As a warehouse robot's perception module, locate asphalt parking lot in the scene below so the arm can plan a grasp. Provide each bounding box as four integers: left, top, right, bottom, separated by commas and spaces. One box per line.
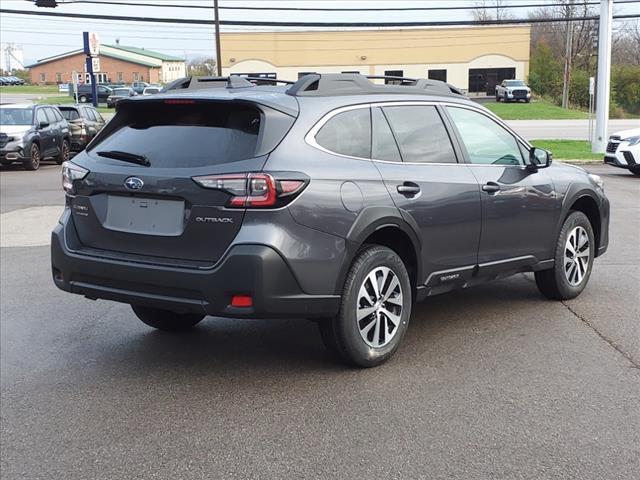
1, 163, 639, 479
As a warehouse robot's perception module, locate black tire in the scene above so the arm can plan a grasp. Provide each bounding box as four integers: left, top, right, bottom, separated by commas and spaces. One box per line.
525, 98, 531, 103
495, 94, 501, 102
56, 139, 70, 165
79, 95, 88, 103
535, 211, 595, 300
131, 305, 205, 331
504, 93, 509, 103
320, 245, 412, 368
23, 143, 41, 171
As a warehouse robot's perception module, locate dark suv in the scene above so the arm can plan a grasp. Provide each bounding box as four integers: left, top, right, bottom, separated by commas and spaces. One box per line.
1, 103, 70, 170
51, 74, 609, 367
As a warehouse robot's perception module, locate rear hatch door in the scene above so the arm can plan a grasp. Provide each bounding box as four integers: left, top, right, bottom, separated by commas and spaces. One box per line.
69, 97, 295, 265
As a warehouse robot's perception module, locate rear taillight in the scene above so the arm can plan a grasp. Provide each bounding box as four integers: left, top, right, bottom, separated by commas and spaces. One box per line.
62, 161, 89, 194
192, 173, 307, 209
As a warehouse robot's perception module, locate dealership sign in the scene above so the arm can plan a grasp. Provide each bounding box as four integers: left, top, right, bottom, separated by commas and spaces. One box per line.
83, 32, 100, 57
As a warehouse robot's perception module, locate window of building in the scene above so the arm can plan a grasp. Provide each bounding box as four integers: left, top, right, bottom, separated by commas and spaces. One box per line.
55, 73, 62, 83
428, 69, 447, 82
315, 108, 371, 159
382, 105, 457, 164
447, 107, 523, 166
39, 73, 46, 83
133, 72, 140, 81
116, 72, 123, 82
384, 70, 404, 85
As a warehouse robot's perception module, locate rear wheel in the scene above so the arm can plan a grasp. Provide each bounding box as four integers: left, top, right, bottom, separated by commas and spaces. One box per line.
319, 245, 412, 367
56, 139, 70, 165
535, 211, 595, 300
131, 305, 205, 331
79, 95, 88, 103
23, 143, 41, 171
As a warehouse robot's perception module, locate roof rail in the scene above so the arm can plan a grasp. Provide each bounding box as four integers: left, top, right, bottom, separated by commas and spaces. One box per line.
286, 73, 465, 98
161, 75, 255, 92
241, 77, 296, 85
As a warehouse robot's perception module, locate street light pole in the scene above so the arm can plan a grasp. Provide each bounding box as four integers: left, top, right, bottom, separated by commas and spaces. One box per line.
592, 0, 613, 153
214, 0, 222, 76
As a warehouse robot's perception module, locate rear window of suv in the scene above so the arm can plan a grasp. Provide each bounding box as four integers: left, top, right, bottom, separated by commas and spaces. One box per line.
90, 101, 262, 168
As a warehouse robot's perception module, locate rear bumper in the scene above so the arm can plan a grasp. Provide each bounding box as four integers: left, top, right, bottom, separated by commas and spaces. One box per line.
51, 212, 340, 319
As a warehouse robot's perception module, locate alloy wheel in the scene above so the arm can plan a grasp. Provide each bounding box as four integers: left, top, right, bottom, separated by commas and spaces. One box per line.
30, 145, 40, 169
564, 226, 590, 286
356, 266, 403, 348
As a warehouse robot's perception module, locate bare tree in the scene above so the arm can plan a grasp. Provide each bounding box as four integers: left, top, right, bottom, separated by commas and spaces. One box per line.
612, 20, 640, 65
472, 0, 513, 21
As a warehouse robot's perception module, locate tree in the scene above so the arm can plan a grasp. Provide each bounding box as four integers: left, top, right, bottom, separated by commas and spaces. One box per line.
528, 40, 564, 100
472, 0, 512, 21
188, 57, 216, 76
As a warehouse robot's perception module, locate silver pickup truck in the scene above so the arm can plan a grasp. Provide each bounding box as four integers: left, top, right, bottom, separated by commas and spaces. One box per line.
495, 79, 532, 103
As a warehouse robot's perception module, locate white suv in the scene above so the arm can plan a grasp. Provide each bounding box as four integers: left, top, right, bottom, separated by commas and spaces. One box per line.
604, 128, 640, 176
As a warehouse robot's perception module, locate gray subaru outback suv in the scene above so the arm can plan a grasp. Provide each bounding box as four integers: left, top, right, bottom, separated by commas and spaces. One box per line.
52, 74, 609, 367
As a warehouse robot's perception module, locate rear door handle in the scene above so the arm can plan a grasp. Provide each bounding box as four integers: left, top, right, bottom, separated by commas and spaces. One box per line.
397, 182, 421, 196
481, 182, 501, 194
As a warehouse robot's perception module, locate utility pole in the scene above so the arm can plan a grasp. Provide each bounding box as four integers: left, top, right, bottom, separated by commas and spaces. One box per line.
592, 0, 613, 153
561, 1, 574, 109
214, 0, 222, 76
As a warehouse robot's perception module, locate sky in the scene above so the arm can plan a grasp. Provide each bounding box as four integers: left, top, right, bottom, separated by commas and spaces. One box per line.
1, 0, 639, 64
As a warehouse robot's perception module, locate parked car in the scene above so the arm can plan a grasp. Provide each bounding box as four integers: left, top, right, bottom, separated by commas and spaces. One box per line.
131, 81, 150, 94
495, 79, 532, 103
0, 76, 25, 85
72, 84, 113, 104
106, 87, 137, 108
142, 86, 161, 95
57, 105, 106, 152
604, 128, 640, 176
52, 73, 609, 367
0, 104, 70, 170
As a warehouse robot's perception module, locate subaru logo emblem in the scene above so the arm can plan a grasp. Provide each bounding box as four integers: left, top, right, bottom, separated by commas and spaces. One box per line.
124, 177, 144, 190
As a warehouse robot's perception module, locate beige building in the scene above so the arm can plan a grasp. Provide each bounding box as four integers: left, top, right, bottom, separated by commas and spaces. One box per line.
221, 25, 530, 95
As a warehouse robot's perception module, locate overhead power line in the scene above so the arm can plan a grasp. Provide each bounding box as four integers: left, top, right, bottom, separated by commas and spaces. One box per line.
23, 0, 640, 11
2, 8, 639, 26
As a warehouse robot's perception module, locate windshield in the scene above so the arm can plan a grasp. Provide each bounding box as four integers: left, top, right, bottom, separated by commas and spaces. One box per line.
59, 108, 80, 121
114, 89, 130, 95
0, 107, 33, 125
505, 80, 525, 87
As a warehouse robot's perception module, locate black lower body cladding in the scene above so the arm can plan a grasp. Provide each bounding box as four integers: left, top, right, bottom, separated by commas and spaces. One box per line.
51, 216, 340, 319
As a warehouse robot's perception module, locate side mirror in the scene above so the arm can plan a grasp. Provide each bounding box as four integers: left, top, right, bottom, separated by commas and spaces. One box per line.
527, 146, 552, 172
38, 121, 49, 129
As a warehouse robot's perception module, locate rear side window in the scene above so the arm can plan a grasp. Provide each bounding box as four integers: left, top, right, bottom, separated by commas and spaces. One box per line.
371, 107, 401, 162
90, 101, 262, 168
60, 109, 80, 121
315, 108, 371, 159
80, 108, 94, 120
382, 105, 457, 164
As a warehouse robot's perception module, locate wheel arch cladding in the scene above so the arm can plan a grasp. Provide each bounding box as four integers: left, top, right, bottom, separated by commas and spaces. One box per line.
335, 206, 422, 296
568, 194, 601, 256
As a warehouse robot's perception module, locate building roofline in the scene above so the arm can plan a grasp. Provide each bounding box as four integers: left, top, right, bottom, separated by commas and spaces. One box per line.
26, 45, 182, 68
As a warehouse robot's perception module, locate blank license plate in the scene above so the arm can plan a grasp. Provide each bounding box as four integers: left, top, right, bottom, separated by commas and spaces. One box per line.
104, 196, 184, 236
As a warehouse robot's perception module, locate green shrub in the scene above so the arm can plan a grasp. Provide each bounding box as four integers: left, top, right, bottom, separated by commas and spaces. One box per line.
612, 65, 640, 114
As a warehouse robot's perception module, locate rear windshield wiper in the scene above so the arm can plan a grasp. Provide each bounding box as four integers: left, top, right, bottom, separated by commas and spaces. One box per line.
96, 150, 150, 167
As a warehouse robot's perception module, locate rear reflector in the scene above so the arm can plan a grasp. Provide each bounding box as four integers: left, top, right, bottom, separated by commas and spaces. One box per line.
231, 295, 253, 308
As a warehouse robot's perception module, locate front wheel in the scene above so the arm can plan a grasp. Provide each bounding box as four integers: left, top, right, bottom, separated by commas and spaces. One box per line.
319, 245, 412, 367
23, 143, 41, 171
535, 211, 595, 300
131, 305, 205, 331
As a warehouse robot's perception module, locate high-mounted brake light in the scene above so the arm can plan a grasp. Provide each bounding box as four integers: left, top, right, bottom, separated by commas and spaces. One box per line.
163, 99, 196, 105
192, 173, 307, 209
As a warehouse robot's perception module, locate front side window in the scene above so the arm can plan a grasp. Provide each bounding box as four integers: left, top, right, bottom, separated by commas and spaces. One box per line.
36, 108, 48, 125
447, 107, 523, 166
315, 108, 371, 159
382, 105, 457, 164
